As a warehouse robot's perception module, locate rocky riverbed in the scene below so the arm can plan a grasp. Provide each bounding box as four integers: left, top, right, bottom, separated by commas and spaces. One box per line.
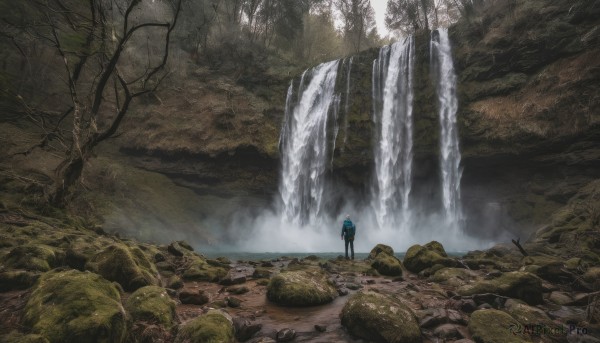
0, 181, 599, 343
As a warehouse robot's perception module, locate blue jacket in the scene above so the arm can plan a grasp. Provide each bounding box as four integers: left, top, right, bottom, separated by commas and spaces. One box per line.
341, 219, 356, 239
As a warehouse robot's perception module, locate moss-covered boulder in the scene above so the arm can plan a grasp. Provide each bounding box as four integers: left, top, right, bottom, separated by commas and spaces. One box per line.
371, 253, 403, 276
368, 244, 395, 260
520, 256, 572, 283
403, 241, 457, 273
468, 309, 530, 343
267, 269, 337, 306
503, 299, 552, 326
174, 310, 234, 343
340, 291, 421, 343
583, 267, 600, 284
0, 270, 40, 291
182, 255, 228, 282
3, 244, 62, 272
458, 272, 544, 305
252, 267, 272, 278
22, 269, 127, 343
429, 267, 477, 287
65, 239, 100, 271
85, 243, 158, 292
125, 286, 176, 328
0, 331, 50, 343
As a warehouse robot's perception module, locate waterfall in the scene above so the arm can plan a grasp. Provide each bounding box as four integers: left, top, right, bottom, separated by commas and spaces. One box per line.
372, 37, 415, 230
431, 28, 463, 227
279, 60, 340, 225
343, 56, 353, 150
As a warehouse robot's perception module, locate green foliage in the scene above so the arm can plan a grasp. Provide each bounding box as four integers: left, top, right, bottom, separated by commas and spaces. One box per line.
22, 269, 127, 343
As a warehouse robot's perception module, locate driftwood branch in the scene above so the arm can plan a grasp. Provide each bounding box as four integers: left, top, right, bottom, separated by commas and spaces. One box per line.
511, 238, 528, 256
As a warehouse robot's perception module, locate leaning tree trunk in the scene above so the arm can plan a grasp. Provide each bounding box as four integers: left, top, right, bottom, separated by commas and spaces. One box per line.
51, 150, 88, 206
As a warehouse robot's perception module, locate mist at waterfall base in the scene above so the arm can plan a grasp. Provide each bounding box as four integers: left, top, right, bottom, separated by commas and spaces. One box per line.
226, 202, 507, 254
205, 31, 513, 255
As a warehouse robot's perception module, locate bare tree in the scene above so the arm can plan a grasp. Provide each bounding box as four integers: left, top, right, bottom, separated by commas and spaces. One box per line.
1, 0, 182, 206
335, 0, 376, 54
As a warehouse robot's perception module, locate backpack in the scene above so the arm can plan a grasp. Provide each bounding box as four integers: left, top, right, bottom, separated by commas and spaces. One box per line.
345, 221, 356, 238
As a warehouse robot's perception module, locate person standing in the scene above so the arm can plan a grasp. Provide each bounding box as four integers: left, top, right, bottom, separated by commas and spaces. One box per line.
341, 215, 356, 260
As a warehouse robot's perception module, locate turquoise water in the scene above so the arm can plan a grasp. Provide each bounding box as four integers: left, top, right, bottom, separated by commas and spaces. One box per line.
203, 251, 466, 262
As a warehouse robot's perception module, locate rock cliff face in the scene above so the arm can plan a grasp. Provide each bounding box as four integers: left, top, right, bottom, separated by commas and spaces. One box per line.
450, 0, 600, 236
114, 0, 599, 239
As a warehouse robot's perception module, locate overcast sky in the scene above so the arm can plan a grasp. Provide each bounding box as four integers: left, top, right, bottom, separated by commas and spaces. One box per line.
371, 0, 390, 38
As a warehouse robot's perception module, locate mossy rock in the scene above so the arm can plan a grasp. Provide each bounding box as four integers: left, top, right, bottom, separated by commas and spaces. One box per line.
174, 310, 234, 343
182, 255, 228, 282
564, 258, 582, 270
64, 241, 92, 271
403, 241, 456, 273
368, 244, 395, 260
468, 309, 530, 343
22, 269, 127, 343
429, 267, 477, 287
0, 270, 40, 291
371, 254, 403, 276
0, 331, 49, 343
125, 286, 176, 328
582, 267, 600, 284
503, 299, 552, 326
423, 241, 447, 257
166, 275, 184, 289
267, 269, 337, 306
520, 255, 572, 282
340, 291, 421, 343
458, 272, 544, 305
252, 267, 272, 279
3, 244, 63, 272
85, 243, 158, 292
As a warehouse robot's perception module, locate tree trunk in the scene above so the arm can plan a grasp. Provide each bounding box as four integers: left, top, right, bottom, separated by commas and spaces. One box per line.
51, 155, 85, 206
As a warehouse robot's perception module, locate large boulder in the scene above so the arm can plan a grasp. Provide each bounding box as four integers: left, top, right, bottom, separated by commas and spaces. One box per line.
403, 241, 457, 273
174, 310, 234, 343
0, 270, 40, 291
3, 244, 63, 272
430, 268, 478, 287
503, 299, 552, 326
125, 286, 177, 328
182, 255, 228, 282
22, 270, 127, 343
371, 253, 403, 276
583, 267, 600, 289
458, 272, 544, 305
468, 309, 530, 343
85, 243, 158, 292
0, 331, 50, 343
340, 291, 421, 343
267, 269, 337, 306
368, 244, 395, 260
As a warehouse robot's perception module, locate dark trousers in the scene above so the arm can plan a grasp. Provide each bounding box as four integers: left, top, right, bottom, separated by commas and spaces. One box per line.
344, 238, 354, 259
